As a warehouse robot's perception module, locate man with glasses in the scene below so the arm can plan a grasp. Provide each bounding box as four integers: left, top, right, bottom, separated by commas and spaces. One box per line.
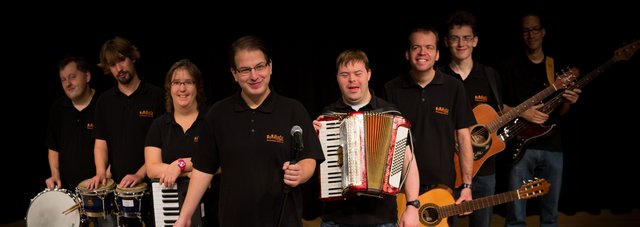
174, 35, 325, 227
499, 12, 581, 227
441, 10, 504, 227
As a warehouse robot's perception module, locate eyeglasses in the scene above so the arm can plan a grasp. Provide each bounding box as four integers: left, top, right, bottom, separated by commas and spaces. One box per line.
236, 62, 268, 76
522, 27, 543, 35
448, 35, 475, 43
171, 80, 195, 87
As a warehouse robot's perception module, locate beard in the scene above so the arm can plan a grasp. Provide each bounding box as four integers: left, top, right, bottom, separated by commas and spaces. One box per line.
116, 71, 133, 84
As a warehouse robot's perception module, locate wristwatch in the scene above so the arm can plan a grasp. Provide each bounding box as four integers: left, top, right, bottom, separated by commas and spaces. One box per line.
462, 183, 472, 190
406, 200, 420, 209
177, 158, 186, 172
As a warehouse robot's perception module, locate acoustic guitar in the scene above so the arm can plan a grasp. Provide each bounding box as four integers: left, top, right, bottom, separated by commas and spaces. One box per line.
397, 178, 549, 227
453, 67, 577, 187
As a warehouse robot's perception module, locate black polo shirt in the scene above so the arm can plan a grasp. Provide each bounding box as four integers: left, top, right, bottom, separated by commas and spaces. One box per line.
46, 93, 99, 189
383, 71, 476, 191
320, 94, 404, 225
144, 108, 207, 163
93, 82, 164, 182
193, 91, 325, 227
500, 54, 563, 152
442, 62, 501, 175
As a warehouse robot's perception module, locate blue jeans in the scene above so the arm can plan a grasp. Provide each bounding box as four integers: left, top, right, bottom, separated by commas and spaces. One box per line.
506, 149, 563, 227
321, 221, 397, 227
469, 174, 495, 227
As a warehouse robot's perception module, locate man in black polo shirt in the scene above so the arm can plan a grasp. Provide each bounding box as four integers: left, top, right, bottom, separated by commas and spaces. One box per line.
316, 49, 420, 227
383, 27, 476, 213
88, 37, 164, 225
442, 11, 504, 227
174, 35, 325, 227
45, 56, 97, 191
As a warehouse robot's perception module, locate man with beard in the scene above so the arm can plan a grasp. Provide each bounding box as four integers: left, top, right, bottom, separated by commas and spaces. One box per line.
87, 36, 164, 226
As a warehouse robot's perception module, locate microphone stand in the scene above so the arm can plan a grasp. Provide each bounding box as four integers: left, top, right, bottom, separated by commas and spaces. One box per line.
276, 146, 301, 227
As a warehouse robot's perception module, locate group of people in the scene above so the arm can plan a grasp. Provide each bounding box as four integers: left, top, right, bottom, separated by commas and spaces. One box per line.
45, 10, 580, 227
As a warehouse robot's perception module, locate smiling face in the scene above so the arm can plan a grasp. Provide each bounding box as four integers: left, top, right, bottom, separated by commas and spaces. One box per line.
446, 25, 477, 62
231, 49, 272, 99
170, 68, 197, 111
407, 31, 440, 72
521, 15, 545, 52
59, 61, 90, 102
337, 60, 371, 106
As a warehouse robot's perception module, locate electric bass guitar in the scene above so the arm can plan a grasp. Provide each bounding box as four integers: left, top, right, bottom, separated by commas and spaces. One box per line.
453, 68, 578, 187
397, 178, 549, 227
504, 39, 640, 163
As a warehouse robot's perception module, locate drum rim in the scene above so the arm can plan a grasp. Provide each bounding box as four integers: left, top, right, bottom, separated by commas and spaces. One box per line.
115, 182, 147, 193
28, 188, 80, 206
76, 178, 115, 194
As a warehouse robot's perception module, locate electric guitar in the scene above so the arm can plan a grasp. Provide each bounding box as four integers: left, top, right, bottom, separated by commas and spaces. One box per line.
397, 178, 549, 227
453, 68, 578, 187
504, 39, 640, 163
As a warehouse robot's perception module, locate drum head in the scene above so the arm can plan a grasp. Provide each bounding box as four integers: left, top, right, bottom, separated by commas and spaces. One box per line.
116, 182, 147, 193
26, 190, 80, 227
77, 178, 115, 192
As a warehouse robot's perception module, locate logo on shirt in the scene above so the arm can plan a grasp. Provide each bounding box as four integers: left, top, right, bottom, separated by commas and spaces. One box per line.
435, 106, 449, 115
266, 134, 284, 144
139, 110, 154, 118
193, 136, 199, 143
474, 95, 488, 103
86, 123, 94, 130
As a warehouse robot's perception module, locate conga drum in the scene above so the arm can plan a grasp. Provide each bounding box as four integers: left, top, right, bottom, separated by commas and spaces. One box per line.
76, 179, 115, 218
114, 182, 147, 218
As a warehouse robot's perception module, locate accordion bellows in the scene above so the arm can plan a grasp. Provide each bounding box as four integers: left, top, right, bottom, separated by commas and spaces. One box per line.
319, 112, 410, 201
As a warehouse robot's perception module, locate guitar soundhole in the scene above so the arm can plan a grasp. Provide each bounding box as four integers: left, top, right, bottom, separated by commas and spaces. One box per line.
419, 205, 441, 226
470, 124, 491, 160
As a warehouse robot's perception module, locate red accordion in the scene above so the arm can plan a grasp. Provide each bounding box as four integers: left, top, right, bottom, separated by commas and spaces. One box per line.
318, 112, 410, 201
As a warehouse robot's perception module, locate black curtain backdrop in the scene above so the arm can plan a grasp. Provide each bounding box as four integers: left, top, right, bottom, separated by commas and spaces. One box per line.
4, 2, 640, 224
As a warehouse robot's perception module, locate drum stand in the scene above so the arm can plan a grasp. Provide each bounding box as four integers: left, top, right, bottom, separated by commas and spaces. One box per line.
116, 216, 145, 227
84, 193, 116, 227
115, 196, 145, 227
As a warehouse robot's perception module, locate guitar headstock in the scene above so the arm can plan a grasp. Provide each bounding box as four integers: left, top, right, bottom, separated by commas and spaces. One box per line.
553, 67, 579, 89
613, 39, 640, 62
516, 178, 550, 199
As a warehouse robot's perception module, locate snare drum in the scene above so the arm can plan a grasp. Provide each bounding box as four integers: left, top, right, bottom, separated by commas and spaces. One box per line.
76, 179, 115, 218
114, 182, 147, 218
26, 188, 82, 227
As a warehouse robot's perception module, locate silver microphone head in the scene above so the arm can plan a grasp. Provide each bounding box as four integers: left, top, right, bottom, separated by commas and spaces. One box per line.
291, 125, 303, 136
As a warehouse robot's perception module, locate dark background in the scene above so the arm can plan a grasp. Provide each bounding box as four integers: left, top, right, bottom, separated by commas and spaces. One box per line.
4, 2, 640, 224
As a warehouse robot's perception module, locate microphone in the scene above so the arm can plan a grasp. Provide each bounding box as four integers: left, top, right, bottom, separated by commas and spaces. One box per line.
290, 125, 304, 152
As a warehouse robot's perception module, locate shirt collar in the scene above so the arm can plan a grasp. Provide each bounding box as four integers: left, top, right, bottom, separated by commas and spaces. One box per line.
233, 91, 277, 113
400, 70, 446, 88
114, 80, 149, 96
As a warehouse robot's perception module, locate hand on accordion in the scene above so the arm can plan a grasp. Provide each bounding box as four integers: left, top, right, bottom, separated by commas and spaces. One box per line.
312, 115, 324, 133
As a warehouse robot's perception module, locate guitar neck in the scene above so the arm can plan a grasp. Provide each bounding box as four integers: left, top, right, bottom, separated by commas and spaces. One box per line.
488, 85, 559, 131
438, 190, 520, 217
540, 59, 615, 114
